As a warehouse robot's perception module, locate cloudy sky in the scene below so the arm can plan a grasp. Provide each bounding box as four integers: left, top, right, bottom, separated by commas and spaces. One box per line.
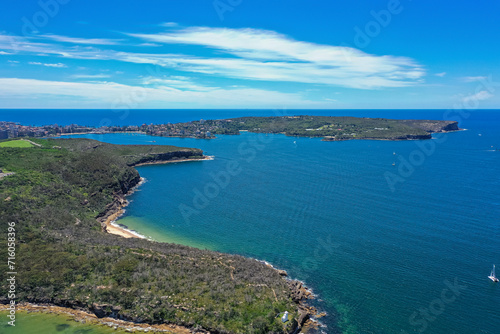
0, 0, 498, 109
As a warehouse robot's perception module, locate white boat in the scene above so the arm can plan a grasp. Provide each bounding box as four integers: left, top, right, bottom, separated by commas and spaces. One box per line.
488, 264, 499, 282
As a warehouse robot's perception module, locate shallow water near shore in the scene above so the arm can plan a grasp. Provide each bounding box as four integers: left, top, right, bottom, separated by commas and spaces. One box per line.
7, 109, 500, 333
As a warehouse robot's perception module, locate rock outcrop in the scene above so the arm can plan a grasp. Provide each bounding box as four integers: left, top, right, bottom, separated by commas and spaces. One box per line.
128, 150, 204, 166
399, 120, 460, 133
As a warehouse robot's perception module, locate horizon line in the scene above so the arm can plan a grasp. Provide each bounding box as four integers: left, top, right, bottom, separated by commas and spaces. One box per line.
1, 108, 499, 111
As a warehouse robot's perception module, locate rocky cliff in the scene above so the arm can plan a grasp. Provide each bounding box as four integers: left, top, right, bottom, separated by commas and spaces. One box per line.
399, 120, 460, 133
128, 149, 204, 166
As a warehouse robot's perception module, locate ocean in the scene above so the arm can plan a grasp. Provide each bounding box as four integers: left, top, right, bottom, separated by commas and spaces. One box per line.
1, 109, 499, 334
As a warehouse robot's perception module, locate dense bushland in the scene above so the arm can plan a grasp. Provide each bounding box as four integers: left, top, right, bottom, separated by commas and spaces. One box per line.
0, 138, 298, 333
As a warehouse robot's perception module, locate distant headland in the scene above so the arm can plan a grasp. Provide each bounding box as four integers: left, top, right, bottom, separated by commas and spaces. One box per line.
0, 115, 460, 141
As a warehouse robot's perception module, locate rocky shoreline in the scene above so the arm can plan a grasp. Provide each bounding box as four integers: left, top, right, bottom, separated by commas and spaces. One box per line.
91, 155, 321, 333
97, 155, 213, 239
0, 303, 198, 333
0, 262, 321, 334
1, 269, 321, 334
260, 261, 326, 333
322, 121, 461, 141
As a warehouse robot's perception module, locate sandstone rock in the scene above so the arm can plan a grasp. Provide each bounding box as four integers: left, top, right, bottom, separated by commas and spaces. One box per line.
277, 269, 288, 277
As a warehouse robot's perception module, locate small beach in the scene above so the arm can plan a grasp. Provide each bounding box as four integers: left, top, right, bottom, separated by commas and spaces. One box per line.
103, 156, 214, 239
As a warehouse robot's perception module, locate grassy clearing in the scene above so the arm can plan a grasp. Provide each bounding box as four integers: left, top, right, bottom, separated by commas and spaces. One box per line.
0, 139, 35, 148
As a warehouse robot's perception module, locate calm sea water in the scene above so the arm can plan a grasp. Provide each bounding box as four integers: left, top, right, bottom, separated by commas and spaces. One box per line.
4, 110, 500, 333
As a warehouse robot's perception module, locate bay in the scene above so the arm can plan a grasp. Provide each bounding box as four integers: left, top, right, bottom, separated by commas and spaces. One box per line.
5, 109, 500, 333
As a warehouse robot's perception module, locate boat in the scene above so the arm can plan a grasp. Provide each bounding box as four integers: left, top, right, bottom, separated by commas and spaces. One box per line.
488, 264, 499, 282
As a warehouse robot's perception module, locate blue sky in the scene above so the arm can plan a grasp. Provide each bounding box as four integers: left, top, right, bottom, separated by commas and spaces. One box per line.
0, 0, 498, 109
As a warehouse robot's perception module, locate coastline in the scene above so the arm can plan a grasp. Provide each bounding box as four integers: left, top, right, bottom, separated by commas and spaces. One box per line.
97, 154, 321, 332
57, 131, 217, 140
321, 128, 462, 142
58, 131, 143, 136
102, 206, 145, 239
132, 155, 214, 167
258, 260, 325, 332
0, 303, 196, 333
101, 156, 213, 239
0, 269, 320, 334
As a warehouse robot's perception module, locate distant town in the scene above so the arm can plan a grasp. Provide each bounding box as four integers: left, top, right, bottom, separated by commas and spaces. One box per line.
0, 116, 459, 142
0, 119, 225, 140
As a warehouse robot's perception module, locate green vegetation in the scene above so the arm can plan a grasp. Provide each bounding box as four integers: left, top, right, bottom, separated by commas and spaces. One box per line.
206, 116, 459, 141
0, 138, 301, 333
0, 139, 35, 148
3, 115, 459, 142
0, 310, 135, 334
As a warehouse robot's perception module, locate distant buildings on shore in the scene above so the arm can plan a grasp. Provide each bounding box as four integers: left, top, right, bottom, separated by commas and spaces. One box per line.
0, 120, 221, 140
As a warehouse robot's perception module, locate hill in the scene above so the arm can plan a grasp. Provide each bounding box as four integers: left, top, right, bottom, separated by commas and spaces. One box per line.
207, 116, 460, 141
0, 138, 310, 334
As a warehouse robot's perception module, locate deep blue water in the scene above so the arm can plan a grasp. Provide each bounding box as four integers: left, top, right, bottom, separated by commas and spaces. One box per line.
10, 109, 500, 333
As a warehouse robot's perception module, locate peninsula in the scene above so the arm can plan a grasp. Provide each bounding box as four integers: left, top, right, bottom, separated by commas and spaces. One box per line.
0, 137, 315, 333
0, 115, 459, 141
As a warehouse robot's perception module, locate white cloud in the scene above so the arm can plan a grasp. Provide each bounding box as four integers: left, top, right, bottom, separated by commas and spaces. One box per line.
29, 61, 67, 68
7, 60, 19, 63
0, 77, 332, 108
462, 76, 487, 82
0, 27, 425, 91
462, 90, 494, 104
45, 63, 67, 68
142, 76, 217, 91
137, 43, 162, 47
40, 34, 122, 45
128, 26, 425, 89
0, 51, 11, 55
72, 74, 111, 79
435, 72, 446, 77
160, 22, 178, 27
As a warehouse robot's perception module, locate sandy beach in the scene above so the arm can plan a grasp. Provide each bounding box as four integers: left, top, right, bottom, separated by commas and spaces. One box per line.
103, 156, 213, 239
102, 207, 143, 239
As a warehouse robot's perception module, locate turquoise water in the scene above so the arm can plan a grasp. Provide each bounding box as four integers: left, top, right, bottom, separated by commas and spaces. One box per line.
22, 110, 500, 333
